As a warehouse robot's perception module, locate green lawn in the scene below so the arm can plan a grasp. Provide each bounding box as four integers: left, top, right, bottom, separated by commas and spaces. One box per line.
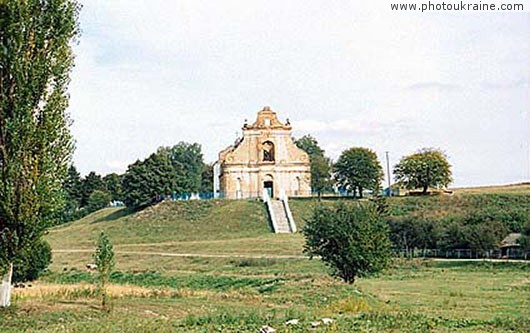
47, 199, 272, 248
3, 259, 529, 332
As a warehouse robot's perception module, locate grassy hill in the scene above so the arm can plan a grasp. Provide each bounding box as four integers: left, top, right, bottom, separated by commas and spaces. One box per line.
291, 192, 529, 231
451, 182, 530, 194
49, 199, 271, 247
3, 187, 527, 332
47, 189, 530, 273
47, 199, 305, 273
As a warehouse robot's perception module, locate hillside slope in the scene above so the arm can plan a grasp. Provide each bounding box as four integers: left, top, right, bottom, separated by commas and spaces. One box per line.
48, 200, 270, 248
47, 199, 306, 272
451, 182, 530, 194
48, 190, 529, 271
290, 192, 529, 229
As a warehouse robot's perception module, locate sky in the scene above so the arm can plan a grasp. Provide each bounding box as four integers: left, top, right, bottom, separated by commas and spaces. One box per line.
68, 0, 530, 187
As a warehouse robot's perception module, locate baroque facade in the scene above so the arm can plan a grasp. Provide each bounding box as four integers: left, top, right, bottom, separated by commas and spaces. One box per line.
215, 107, 311, 199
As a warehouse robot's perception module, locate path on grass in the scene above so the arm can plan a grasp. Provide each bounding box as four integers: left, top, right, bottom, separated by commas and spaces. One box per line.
53, 249, 307, 259
52, 249, 528, 262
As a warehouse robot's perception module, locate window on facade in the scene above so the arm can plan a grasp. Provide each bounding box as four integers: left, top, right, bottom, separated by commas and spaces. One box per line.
262, 141, 275, 162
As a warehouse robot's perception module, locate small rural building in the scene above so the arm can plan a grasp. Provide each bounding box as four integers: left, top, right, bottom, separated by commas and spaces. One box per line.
214, 106, 311, 199
499, 233, 521, 258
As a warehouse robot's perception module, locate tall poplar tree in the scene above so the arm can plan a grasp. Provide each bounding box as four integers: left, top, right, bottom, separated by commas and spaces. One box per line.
0, 0, 80, 307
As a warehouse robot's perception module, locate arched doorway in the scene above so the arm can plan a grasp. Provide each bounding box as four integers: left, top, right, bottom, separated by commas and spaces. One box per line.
263, 174, 274, 198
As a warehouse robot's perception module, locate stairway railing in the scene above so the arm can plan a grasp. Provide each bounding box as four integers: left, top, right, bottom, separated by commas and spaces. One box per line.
263, 189, 279, 233
279, 189, 297, 233
281, 195, 297, 233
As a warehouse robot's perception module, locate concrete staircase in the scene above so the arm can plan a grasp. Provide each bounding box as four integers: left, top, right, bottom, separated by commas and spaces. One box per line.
269, 199, 292, 233
263, 189, 297, 234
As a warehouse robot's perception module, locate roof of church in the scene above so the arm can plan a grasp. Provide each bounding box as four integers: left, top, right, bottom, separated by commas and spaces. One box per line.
244, 106, 291, 130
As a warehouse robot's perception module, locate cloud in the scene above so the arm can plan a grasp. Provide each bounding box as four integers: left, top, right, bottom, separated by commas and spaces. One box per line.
105, 160, 131, 174
480, 78, 530, 90
296, 118, 410, 135
407, 82, 461, 91
296, 119, 361, 132
68, 1, 530, 187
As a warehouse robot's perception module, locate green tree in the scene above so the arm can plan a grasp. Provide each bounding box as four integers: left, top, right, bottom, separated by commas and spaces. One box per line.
519, 221, 530, 256
103, 173, 122, 201
303, 202, 392, 284
388, 217, 441, 256
60, 165, 84, 223
159, 142, 205, 194
295, 135, 331, 196
93, 232, 115, 309
310, 155, 332, 197
122, 152, 176, 209
439, 219, 507, 254
370, 195, 390, 217
394, 148, 452, 195
334, 147, 384, 198
464, 221, 507, 253
295, 134, 325, 157
0, 0, 79, 307
439, 221, 468, 250
64, 165, 83, 205
80, 171, 105, 207
87, 190, 112, 213
200, 163, 214, 194
12, 240, 51, 283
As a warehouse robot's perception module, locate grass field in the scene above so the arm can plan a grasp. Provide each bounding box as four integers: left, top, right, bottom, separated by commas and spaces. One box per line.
451, 182, 530, 194
1, 186, 529, 332
3, 258, 529, 332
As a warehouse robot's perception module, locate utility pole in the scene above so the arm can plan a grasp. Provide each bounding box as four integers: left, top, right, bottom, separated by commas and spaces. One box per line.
385, 151, 392, 197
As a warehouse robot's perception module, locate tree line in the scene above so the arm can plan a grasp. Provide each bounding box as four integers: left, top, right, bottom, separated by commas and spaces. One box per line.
296, 135, 529, 258
61, 134, 453, 221
61, 142, 213, 222
304, 195, 530, 285
388, 206, 529, 256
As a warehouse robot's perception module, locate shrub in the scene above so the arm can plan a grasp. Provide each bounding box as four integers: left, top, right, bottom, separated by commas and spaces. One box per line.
12, 240, 52, 283
87, 190, 112, 213
464, 221, 507, 252
303, 202, 392, 283
388, 216, 441, 254
519, 221, 530, 254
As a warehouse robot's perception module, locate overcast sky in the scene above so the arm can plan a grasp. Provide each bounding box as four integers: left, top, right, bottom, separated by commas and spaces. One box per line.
69, 0, 530, 187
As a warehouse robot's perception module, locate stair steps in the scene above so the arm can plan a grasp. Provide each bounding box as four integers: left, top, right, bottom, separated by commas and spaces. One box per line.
270, 200, 291, 233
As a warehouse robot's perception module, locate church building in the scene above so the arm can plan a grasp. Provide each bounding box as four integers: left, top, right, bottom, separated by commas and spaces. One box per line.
215, 106, 311, 199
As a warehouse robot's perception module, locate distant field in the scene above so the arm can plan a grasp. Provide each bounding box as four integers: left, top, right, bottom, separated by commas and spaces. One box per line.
1, 187, 528, 332
451, 182, 530, 194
